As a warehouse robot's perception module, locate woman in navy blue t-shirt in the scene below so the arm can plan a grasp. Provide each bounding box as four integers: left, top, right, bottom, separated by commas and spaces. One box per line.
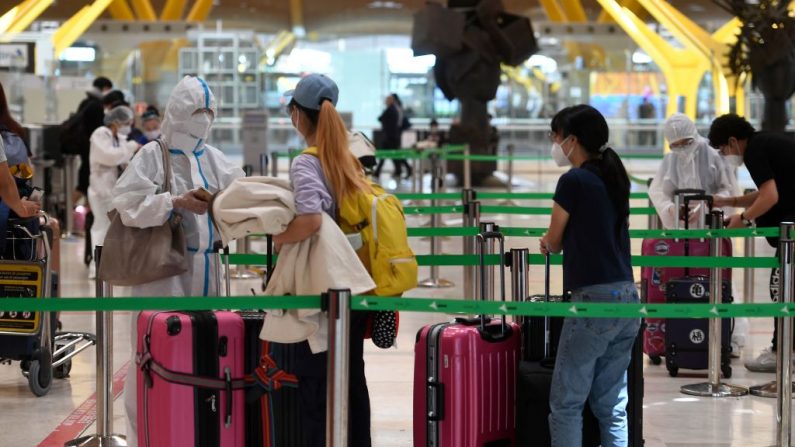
539, 105, 640, 447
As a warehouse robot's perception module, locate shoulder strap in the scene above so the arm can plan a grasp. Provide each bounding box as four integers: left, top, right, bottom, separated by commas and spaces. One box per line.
155, 139, 173, 194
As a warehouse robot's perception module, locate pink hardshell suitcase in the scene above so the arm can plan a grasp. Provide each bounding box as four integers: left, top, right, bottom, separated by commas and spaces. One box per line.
136, 311, 246, 447
413, 230, 521, 446
641, 190, 732, 363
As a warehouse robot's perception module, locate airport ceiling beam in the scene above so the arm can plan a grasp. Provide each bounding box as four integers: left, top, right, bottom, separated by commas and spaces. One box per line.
539, 0, 567, 22
53, 0, 114, 57
597, 0, 644, 24
160, 0, 187, 20
107, 0, 135, 21
130, 0, 157, 21
0, 0, 36, 34
290, 0, 305, 35
186, 0, 213, 22
636, 0, 735, 115
560, 0, 588, 22
2, 0, 54, 35
595, 0, 707, 119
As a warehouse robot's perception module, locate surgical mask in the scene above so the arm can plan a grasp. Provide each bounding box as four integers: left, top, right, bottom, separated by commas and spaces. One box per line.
144, 130, 160, 141
551, 138, 573, 167
118, 125, 132, 136
724, 154, 744, 168
186, 111, 212, 141
171, 131, 204, 151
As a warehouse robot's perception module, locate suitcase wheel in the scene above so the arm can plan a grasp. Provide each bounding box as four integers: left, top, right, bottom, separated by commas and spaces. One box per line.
667, 365, 678, 377
650, 355, 662, 366
722, 365, 732, 379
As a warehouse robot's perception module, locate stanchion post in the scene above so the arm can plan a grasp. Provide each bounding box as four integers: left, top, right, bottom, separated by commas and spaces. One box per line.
418, 160, 454, 288
463, 144, 472, 190
462, 190, 478, 300
66, 246, 126, 446
681, 210, 748, 398
259, 152, 269, 176
270, 152, 279, 177
778, 222, 795, 446
743, 189, 757, 304
508, 248, 529, 327
325, 289, 351, 447
750, 224, 795, 402
506, 144, 514, 196
477, 222, 498, 301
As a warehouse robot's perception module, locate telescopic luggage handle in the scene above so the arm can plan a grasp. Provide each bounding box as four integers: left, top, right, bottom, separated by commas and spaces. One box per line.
476, 231, 508, 337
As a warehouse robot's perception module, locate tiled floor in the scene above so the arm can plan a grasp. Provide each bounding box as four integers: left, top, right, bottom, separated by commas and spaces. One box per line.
0, 162, 788, 446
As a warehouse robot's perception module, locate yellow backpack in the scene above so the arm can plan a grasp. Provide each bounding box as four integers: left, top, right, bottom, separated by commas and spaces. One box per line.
302, 148, 418, 296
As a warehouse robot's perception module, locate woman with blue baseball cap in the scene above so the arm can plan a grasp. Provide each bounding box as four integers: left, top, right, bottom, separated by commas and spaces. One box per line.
277, 73, 374, 446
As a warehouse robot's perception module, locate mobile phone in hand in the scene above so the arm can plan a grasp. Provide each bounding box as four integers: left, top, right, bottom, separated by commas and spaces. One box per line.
194, 187, 213, 202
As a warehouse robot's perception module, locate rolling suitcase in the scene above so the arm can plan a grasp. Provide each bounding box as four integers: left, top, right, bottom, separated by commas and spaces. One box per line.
523, 254, 563, 364
641, 190, 732, 364
516, 329, 645, 446
413, 230, 521, 446
136, 311, 247, 447
240, 312, 303, 447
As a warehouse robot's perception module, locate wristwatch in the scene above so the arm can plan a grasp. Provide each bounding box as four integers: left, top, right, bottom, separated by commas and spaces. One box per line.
740, 212, 754, 227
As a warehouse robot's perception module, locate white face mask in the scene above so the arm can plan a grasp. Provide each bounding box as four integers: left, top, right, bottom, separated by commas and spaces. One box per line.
117, 125, 132, 136
724, 154, 744, 168
186, 111, 213, 141
551, 137, 573, 167
143, 130, 160, 141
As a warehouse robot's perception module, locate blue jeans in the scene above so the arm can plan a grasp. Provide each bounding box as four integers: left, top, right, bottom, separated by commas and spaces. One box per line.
548, 281, 641, 447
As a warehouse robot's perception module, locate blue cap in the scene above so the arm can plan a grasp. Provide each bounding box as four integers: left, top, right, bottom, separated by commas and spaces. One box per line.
284, 74, 339, 110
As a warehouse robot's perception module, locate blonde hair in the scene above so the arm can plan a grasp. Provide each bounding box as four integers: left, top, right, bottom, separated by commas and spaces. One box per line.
313, 101, 373, 201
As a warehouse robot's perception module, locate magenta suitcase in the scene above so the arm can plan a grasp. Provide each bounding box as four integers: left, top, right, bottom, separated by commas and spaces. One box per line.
641, 190, 733, 363
413, 230, 521, 446
136, 311, 246, 447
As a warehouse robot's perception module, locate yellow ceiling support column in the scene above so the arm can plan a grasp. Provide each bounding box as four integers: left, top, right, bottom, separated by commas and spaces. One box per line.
186, 0, 213, 22
560, 0, 588, 22
2, 0, 54, 38
635, 0, 739, 116
130, 0, 156, 20
595, 0, 707, 119
52, 0, 114, 57
107, 0, 135, 20
598, 0, 644, 23
0, 0, 37, 34
539, 0, 566, 22
160, 0, 187, 20
289, 0, 304, 33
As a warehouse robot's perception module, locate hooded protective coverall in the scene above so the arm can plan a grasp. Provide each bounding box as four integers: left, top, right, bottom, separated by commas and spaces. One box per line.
88, 106, 139, 259
114, 76, 244, 446
648, 113, 738, 229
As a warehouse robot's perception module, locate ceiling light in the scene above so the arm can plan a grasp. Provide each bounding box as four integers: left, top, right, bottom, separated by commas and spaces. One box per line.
368, 1, 403, 9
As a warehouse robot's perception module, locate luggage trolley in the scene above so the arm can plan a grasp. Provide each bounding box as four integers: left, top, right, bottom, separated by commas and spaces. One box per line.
0, 212, 95, 396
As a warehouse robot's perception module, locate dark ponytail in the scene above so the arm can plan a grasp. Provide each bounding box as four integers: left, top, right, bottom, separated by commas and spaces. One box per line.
551, 105, 630, 230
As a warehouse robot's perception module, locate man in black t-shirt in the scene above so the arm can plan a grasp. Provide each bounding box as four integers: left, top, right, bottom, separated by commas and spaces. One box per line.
708, 114, 795, 372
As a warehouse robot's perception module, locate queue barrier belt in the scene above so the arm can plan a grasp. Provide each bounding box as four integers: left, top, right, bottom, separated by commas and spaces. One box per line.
0, 295, 792, 319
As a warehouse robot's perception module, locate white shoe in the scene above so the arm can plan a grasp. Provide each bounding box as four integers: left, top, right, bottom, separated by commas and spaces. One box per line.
745, 348, 776, 373
88, 262, 96, 280
730, 341, 741, 359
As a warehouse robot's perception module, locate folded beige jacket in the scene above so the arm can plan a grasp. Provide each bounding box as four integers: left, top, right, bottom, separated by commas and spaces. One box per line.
212, 176, 375, 353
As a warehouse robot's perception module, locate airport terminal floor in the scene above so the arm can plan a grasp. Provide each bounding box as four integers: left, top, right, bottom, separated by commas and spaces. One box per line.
0, 161, 788, 446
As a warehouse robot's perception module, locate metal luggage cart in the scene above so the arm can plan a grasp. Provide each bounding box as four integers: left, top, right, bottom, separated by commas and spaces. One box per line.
0, 212, 95, 396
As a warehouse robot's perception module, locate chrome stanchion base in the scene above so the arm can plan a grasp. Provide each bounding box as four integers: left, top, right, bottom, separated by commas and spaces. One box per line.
749, 381, 795, 398
229, 268, 258, 280
64, 434, 127, 446
418, 277, 455, 288
680, 382, 749, 397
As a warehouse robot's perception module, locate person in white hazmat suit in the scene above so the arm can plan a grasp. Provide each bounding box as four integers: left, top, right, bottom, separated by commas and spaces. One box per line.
87, 105, 141, 278
649, 113, 738, 229
648, 113, 747, 357
113, 76, 244, 446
